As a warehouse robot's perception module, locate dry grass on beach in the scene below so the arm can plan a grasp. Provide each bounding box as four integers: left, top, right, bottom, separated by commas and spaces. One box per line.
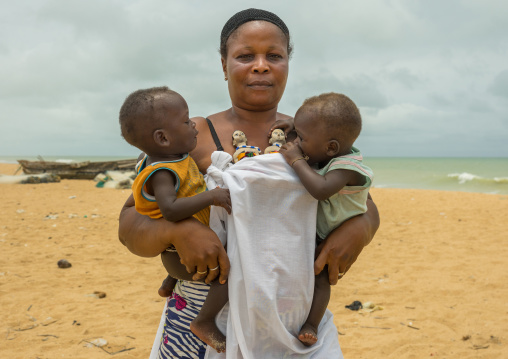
0, 163, 506, 358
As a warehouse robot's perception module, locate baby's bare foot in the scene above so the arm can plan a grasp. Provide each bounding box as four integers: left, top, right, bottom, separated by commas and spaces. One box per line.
298, 323, 318, 346
158, 275, 177, 297
190, 318, 226, 353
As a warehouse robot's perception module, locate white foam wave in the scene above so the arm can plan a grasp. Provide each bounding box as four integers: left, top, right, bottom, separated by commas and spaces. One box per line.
448, 172, 508, 185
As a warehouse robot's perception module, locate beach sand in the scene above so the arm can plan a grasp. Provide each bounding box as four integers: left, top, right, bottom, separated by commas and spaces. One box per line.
0, 162, 506, 358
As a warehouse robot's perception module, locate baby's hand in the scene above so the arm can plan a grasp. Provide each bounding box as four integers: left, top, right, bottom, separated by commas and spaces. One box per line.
279, 142, 305, 164
268, 118, 294, 138
210, 187, 232, 214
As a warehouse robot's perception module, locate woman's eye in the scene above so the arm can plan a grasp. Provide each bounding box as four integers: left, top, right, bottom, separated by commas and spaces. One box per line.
269, 54, 283, 59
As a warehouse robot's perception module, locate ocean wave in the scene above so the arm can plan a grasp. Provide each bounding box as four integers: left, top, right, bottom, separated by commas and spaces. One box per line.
447, 172, 508, 185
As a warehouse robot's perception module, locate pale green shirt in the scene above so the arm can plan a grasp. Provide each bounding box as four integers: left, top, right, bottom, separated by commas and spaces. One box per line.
316, 147, 373, 240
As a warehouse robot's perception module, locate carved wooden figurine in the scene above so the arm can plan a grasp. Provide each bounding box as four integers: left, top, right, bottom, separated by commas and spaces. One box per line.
232, 130, 261, 163
264, 129, 286, 154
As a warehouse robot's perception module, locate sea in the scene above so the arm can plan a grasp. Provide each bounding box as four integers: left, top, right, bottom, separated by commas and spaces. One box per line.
2, 156, 507, 196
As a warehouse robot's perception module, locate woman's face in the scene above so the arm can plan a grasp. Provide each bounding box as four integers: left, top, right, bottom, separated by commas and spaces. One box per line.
222, 21, 289, 112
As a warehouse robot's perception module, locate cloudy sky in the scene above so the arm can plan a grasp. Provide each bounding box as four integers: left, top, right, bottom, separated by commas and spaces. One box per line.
1, 0, 507, 158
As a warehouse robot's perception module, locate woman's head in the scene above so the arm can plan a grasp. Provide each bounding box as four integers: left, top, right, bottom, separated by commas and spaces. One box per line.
220, 9, 292, 111
220, 8, 292, 58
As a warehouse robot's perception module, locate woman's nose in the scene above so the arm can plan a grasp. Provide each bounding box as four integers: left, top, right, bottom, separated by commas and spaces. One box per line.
252, 56, 269, 73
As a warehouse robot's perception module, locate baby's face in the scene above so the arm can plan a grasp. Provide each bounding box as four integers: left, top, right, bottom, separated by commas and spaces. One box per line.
293, 110, 329, 166
157, 94, 198, 154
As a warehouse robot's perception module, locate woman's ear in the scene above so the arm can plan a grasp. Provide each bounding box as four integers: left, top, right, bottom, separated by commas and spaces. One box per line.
221, 57, 227, 80
153, 129, 171, 147
326, 140, 340, 157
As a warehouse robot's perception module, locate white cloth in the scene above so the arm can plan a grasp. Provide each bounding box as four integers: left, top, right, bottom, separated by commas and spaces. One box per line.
205, 153, 342, 359
149, 300, 168, 359
206, 151, 234, 247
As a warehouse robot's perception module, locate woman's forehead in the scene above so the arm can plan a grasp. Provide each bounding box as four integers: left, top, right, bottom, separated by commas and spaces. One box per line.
227, 21, 288, 47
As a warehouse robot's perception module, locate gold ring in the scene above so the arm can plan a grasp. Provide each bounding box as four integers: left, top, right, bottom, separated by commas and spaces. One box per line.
209, 265, 219, 271
196, 270, 208, 275
338, 272, 345, 277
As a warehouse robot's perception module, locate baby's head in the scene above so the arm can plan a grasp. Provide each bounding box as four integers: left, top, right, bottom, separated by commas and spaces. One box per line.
294, 93, 361, 165
119, 87, 197, 157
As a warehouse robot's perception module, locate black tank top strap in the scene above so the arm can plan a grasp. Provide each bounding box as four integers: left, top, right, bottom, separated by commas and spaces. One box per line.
206, 118, 224, 151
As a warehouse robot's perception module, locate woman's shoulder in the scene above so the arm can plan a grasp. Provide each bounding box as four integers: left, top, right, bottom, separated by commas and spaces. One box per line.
276, 112, 293, 121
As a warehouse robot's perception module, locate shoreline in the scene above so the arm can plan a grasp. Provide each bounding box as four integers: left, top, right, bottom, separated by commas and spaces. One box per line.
2, 162, 507, 196
0, 164, 506, 358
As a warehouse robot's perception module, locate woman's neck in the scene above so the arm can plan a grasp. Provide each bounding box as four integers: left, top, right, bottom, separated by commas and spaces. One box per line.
229, 105, 279, 126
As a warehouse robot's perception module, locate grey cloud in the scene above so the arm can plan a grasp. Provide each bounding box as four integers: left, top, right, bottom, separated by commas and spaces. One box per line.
1, 0, 508, 157
488, 69, 508, 99
285, 69, 387, 112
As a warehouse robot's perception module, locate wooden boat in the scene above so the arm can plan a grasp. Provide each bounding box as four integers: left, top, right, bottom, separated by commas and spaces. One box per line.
17, 158, 137, 180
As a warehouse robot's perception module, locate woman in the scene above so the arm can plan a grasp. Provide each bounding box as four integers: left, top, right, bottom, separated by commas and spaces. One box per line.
119, 8, 379, 358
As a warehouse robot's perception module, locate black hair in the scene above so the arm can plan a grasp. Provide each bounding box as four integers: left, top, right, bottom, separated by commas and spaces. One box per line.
220, 8, 292, 58
300, 93, 362, 149
119, 86, 178, 146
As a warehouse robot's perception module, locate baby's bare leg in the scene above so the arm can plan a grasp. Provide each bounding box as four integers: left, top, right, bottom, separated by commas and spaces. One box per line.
161, 250, 196, 281
158, 274, 178, 297
190, 281, 228, 353
158, 250, 196, 297
299, 267, 330, 346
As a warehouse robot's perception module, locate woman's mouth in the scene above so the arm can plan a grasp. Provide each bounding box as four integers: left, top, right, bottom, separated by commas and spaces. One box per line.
247, 81, 272, 89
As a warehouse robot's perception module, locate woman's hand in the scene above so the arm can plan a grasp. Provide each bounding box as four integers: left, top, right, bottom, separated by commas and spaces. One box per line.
175, 222, 230, 284
314, 196, 380, 285
119, 195, 230, 284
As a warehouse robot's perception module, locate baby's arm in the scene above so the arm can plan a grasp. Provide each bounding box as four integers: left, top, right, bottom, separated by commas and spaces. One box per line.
280, 142, 364, 200
149, 170, 231, 222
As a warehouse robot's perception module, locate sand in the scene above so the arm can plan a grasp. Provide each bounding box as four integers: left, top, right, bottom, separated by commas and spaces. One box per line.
0, 162, 506, 358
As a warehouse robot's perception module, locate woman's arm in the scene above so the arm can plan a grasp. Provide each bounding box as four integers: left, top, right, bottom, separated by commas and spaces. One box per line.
314, 194, 380, 285
118, 194, 230, 284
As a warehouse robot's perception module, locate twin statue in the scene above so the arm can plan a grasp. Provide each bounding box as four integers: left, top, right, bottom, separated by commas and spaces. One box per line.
232, 129, 286, 163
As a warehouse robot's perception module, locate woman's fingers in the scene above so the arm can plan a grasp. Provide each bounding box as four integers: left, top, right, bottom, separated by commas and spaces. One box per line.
192, 266, 209, 282
314, 236, 355, 285
325, 252, 341, 286
189, 245, 230, 284
217, 249, 230, 285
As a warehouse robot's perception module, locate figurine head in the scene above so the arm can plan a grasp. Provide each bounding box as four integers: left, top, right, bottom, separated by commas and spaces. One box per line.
269, 129, 286, 145
232, 130, 248, 146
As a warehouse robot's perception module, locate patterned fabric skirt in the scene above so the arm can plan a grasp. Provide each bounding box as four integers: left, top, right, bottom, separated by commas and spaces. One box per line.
157, 280, 210, 359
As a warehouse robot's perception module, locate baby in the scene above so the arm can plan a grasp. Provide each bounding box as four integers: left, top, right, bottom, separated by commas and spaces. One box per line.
279, 92, 373, 346
119, 86, 232, 299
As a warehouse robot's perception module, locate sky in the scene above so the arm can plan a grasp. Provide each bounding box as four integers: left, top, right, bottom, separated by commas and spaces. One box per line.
1, 0, 507, 158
